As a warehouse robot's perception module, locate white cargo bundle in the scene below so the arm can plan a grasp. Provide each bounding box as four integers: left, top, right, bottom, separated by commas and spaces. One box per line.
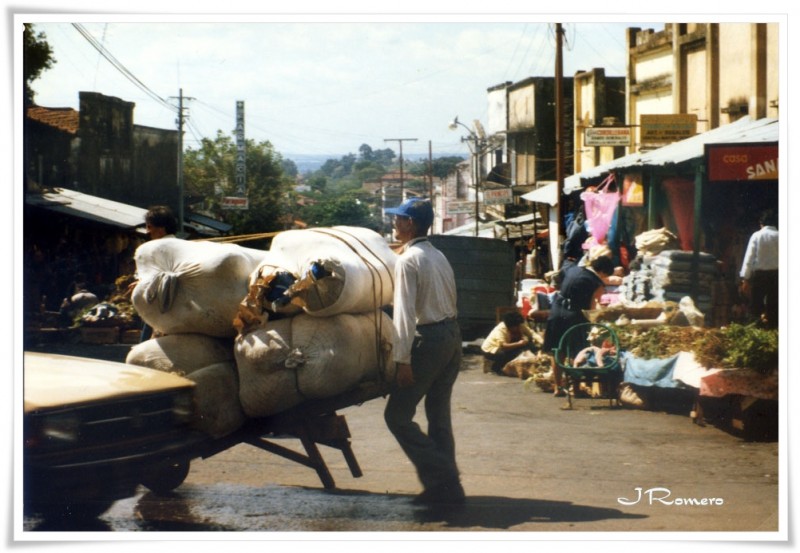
126, 335, 244, 438
187, 362, 247, 439
236, 310, 394, 417
266, 226, 397, 317
125, 333, 234, 375
132, 238, 266, 337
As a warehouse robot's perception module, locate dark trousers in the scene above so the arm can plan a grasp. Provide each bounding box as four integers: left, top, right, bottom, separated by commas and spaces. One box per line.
750, 270, 779, 328
384, 320, 462, 491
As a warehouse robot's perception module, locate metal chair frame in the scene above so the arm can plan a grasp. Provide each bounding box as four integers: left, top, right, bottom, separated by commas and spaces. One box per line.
553, 322, 623, 409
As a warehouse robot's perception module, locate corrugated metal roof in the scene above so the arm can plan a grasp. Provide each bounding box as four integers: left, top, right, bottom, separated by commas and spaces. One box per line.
442, 220, 497, 238
26, 188, 148, 230
187, 212, 233, 233
565, 117, 779, 193
521, 181, 558, 205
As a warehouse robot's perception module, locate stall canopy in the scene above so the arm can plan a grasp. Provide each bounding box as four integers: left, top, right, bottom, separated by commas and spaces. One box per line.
521, 181, 559, 205
564, 116, 779, 193
25, 187, 148, 232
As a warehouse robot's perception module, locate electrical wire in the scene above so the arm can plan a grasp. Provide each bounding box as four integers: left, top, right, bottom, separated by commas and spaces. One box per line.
71, 23, 178, 116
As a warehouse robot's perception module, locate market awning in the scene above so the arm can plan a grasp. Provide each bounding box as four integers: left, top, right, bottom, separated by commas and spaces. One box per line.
564, 116, 779, 193
25, 187, 148, 231
186, 212, 233, 234
521, 181, 559, 206
443, 219, 497, 238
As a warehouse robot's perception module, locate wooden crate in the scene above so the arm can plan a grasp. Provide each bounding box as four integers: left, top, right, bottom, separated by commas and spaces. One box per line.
80, 326, 120, 344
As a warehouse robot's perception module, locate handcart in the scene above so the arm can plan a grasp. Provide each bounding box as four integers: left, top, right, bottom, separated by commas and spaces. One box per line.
553, 322, 623, 409
143, 379, 391, 495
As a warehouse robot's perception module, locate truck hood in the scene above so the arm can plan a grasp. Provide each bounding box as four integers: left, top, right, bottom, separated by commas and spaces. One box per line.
24, 352, 195, 413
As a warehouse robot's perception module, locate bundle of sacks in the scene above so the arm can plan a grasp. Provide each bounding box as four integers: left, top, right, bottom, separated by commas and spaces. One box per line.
126, 227, 397, 437
234, 226, 397, 417
127, 238, 265, 438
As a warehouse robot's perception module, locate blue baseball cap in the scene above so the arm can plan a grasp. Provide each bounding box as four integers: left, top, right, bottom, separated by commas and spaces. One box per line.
385, 197, 434, 228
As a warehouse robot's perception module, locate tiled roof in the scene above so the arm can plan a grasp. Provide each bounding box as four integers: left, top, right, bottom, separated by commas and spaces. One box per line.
26, 105, 79, 134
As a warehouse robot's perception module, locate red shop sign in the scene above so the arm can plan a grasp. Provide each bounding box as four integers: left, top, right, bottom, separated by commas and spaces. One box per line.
705, 142, 778, 182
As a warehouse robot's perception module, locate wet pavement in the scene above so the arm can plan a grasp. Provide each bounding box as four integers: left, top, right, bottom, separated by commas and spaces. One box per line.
21, 340, 782, 536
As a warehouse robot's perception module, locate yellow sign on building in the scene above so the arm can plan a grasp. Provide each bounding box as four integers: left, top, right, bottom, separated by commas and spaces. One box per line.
640, 114, 698, 143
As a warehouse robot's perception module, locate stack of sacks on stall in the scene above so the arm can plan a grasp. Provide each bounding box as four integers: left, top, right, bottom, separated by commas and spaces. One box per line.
619, 228, 681, 304
234, 226, 397, 417
648, 250, 717, 317
127, 238, 267, 438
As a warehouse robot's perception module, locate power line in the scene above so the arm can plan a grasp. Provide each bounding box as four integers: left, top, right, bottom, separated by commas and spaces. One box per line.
71, 23, 177, 116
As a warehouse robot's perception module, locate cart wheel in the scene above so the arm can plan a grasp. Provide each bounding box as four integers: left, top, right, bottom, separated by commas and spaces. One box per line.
141, 460, 191, 494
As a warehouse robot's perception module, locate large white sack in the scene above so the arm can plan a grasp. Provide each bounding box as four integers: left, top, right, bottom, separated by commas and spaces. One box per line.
132, 238, 266, 337
125, 333, 235, 375
187, 362, 247, 439
266, 226, 397, 317
236, 310, 394, 417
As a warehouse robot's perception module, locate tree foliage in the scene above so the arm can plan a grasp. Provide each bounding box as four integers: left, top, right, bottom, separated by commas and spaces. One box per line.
23, 23, 55, 106
291, 142, 465, 229
183, 131, 292, 235
300, 192, 380, 230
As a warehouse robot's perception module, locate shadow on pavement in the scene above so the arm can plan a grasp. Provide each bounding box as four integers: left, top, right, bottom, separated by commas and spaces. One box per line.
412, 495, 648, 530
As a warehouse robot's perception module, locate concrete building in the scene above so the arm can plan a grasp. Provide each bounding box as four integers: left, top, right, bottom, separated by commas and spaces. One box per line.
25, 91, 180, 213
625, 23, 779, 149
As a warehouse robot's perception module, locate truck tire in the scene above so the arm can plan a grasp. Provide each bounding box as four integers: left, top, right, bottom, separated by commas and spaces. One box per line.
141, 460, 191, 494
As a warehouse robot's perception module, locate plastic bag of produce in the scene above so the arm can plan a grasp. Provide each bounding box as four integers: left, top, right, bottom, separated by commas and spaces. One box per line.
236, 310, 393, 417
264, 226, 397, 318
132, 238, 266, 337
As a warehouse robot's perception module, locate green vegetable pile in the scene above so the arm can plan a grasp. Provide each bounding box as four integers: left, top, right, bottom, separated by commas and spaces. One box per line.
612, 323, 778, 374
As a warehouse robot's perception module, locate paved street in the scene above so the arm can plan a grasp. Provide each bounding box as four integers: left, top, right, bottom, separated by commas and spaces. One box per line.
22, 341, 782, 537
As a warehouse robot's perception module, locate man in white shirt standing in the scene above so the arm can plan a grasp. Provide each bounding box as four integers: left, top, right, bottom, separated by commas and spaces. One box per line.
383, 197, 465, 506
740, 209, 779, 328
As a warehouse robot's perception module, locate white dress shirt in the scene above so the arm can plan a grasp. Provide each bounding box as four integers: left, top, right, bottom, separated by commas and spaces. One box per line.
740, 225, 779, 279
392, 237, 458, 364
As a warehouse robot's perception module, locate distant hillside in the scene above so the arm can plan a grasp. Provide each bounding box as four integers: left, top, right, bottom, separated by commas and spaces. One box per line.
285, 152, 465, 174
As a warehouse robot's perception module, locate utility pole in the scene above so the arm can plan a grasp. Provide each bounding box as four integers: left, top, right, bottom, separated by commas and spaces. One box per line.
555, 23, 565, 250
428, 140, 434, 201
171, 88, 194, 237
384, 138, 417, 202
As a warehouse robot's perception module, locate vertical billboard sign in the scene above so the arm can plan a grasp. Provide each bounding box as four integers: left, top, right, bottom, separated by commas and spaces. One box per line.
235, 100, 246, 195
223, 100, 249, 209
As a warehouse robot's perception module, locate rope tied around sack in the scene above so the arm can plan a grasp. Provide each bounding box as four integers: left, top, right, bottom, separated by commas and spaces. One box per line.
307, 228, 393, 386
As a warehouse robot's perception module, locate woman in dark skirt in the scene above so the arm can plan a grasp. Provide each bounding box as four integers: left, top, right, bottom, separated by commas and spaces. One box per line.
544, 255, 614, 396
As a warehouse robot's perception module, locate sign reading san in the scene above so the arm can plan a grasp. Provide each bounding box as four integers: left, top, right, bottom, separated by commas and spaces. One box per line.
705, 142, 778, 182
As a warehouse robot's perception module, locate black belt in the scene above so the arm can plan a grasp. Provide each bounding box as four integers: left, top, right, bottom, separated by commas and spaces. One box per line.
555, 293, 579, 312
418, 317, 457, 329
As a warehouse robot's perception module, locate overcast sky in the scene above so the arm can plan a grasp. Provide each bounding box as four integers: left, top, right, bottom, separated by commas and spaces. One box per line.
23, 15, 668, 160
